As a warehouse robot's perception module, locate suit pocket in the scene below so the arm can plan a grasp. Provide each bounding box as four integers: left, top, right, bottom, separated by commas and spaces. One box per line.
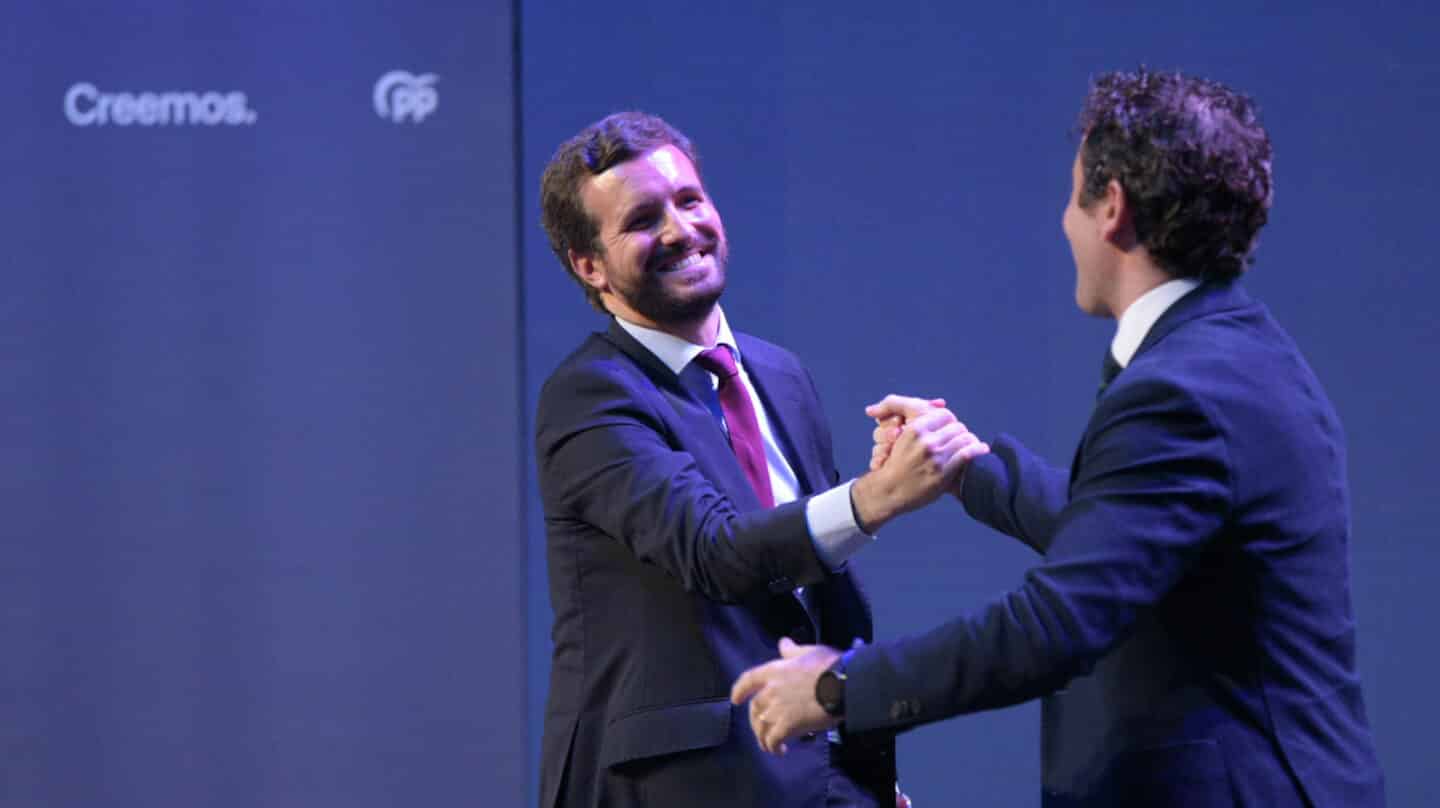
1120, 739, 1232, 807
599, 698, 732, 769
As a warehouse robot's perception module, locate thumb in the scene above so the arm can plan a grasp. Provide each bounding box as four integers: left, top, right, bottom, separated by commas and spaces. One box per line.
778, 637, 802, 658
865, 394, 934, 421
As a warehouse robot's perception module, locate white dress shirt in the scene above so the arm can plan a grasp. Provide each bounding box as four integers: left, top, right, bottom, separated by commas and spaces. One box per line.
614, 307, 871, 569
1111, 278, 1202, 366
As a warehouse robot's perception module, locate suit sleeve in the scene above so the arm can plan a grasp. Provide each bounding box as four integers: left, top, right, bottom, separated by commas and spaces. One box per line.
960, 438, 1072, 555
536, 359, 828, 604
844, 374, 1234, 732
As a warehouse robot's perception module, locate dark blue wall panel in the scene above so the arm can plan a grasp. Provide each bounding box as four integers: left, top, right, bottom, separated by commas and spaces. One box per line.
2, 2, 523, 805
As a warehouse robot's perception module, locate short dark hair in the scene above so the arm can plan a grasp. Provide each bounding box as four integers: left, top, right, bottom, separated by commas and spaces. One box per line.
1076, 69, 1273, 281
539, 111, 700, 312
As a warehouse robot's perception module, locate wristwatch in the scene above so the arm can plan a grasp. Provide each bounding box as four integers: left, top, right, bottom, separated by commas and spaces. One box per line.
815, 649, 855, 718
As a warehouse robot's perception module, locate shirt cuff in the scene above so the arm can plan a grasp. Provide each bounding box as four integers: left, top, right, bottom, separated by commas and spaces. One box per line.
805, 479, 875, 570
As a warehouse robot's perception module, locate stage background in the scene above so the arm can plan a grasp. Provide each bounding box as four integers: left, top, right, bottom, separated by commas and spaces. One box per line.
4, 1, 1436, 806
3, 1, 525, 806
520, 2, 1439, 806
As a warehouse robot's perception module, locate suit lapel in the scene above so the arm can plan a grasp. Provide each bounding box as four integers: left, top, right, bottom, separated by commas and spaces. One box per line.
1073, 281, 1255, 485
1133, 280, 1252, 362
601, 320, 762, 511
731, 332, 840, 630
736, 335, 826, 496
605, 321, 820, 632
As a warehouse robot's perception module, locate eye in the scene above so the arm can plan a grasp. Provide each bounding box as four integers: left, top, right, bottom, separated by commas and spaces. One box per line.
624, 211, 658, 231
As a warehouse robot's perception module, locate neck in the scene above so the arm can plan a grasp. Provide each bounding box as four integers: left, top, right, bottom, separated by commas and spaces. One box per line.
611, 302, 721, 346
665, 308, 721, 346
1107, 254, 1174, 319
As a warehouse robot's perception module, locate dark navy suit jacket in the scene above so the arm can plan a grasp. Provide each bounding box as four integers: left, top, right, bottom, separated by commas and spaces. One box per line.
843, 282, 1384, 807
535, 320, 894, 807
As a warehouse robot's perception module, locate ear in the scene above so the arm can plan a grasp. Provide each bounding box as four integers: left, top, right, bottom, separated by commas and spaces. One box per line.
1099, 179, 1137, 248
569, 248, 609, 295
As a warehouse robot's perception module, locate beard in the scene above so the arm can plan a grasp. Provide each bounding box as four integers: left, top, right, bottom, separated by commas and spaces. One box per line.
614, 236, 729, 327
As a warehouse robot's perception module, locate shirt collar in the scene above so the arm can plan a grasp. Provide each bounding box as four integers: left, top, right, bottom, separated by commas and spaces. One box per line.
613, 306, 739, 376
1111, 277, 1201, 367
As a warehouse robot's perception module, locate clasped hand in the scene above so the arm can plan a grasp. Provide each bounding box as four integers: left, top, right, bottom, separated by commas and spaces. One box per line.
730, 394, 986, 755
851, 395, 989, 531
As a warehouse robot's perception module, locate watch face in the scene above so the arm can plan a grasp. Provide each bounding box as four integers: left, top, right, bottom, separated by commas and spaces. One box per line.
816, 671, 844, 715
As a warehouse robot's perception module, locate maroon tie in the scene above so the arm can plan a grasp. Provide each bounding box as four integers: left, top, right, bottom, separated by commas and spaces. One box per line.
693, 346, 775, 508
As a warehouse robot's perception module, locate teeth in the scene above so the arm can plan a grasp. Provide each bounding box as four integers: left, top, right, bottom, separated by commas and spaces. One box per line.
670, 253, 703, 271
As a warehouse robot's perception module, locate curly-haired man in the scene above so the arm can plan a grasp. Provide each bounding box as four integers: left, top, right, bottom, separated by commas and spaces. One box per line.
733, 69, 1386, 807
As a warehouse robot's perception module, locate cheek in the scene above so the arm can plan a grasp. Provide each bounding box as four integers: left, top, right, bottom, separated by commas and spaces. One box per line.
699, 207, 723, 232
615, 237, 648, 267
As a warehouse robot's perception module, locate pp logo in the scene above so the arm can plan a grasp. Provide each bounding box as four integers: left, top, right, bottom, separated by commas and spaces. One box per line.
373, 70, 438, 123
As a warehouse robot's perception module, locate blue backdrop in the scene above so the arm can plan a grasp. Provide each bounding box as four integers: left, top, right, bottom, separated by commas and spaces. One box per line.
4, 2, 524, 805
4, 1, 1437, 806
521, 2, 1439, 805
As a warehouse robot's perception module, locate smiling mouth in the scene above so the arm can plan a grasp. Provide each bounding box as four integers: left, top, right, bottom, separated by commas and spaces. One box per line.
655, 250, 709, 273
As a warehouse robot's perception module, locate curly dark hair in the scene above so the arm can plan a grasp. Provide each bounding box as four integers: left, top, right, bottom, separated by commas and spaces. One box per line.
540, 111, 700, 313
1076, 69, 1273, 281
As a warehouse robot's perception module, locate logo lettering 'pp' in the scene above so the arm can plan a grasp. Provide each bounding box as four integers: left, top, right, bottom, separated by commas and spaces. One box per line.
373, 71, 438, 123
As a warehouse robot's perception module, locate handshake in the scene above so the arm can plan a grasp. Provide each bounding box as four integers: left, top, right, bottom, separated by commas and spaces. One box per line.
727, 393, 987, 767
850, 394, 991, 535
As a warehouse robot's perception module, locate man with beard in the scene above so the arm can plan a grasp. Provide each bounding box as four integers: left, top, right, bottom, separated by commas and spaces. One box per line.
534, 112, 986, 807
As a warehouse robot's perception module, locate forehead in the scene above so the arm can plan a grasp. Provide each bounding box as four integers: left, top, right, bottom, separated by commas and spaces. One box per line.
581, 145, 702, 217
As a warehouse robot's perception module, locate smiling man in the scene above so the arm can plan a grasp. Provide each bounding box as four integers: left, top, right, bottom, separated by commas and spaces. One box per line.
533, 112, 986, 807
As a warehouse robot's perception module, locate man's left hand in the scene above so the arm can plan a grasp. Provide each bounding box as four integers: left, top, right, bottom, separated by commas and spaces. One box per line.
730, 638, 842, 754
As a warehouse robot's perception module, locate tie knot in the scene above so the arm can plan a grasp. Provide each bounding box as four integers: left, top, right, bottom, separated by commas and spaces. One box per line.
694, 346, 739, 379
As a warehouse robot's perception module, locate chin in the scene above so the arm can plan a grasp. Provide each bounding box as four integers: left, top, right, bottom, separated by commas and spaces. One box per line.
679, 286, 725, 320
641, 284, 724, 327
1074, 289, 1108, 318
674, 266, 725, 300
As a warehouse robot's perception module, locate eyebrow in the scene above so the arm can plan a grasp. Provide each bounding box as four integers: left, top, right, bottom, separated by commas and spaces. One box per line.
622, 196, 661, 215
619, 184, 703, 220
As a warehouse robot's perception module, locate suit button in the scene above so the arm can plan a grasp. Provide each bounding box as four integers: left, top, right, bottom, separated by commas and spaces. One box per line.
889, 699, 922, 720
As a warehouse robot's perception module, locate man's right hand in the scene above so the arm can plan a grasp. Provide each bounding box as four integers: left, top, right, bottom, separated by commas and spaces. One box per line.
867, 395, 948, 472
850, 396, 989, 532
868, 394, 981, 501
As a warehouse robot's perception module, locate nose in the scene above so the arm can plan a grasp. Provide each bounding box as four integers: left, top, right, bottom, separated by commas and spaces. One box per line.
659, 204, 700, 247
